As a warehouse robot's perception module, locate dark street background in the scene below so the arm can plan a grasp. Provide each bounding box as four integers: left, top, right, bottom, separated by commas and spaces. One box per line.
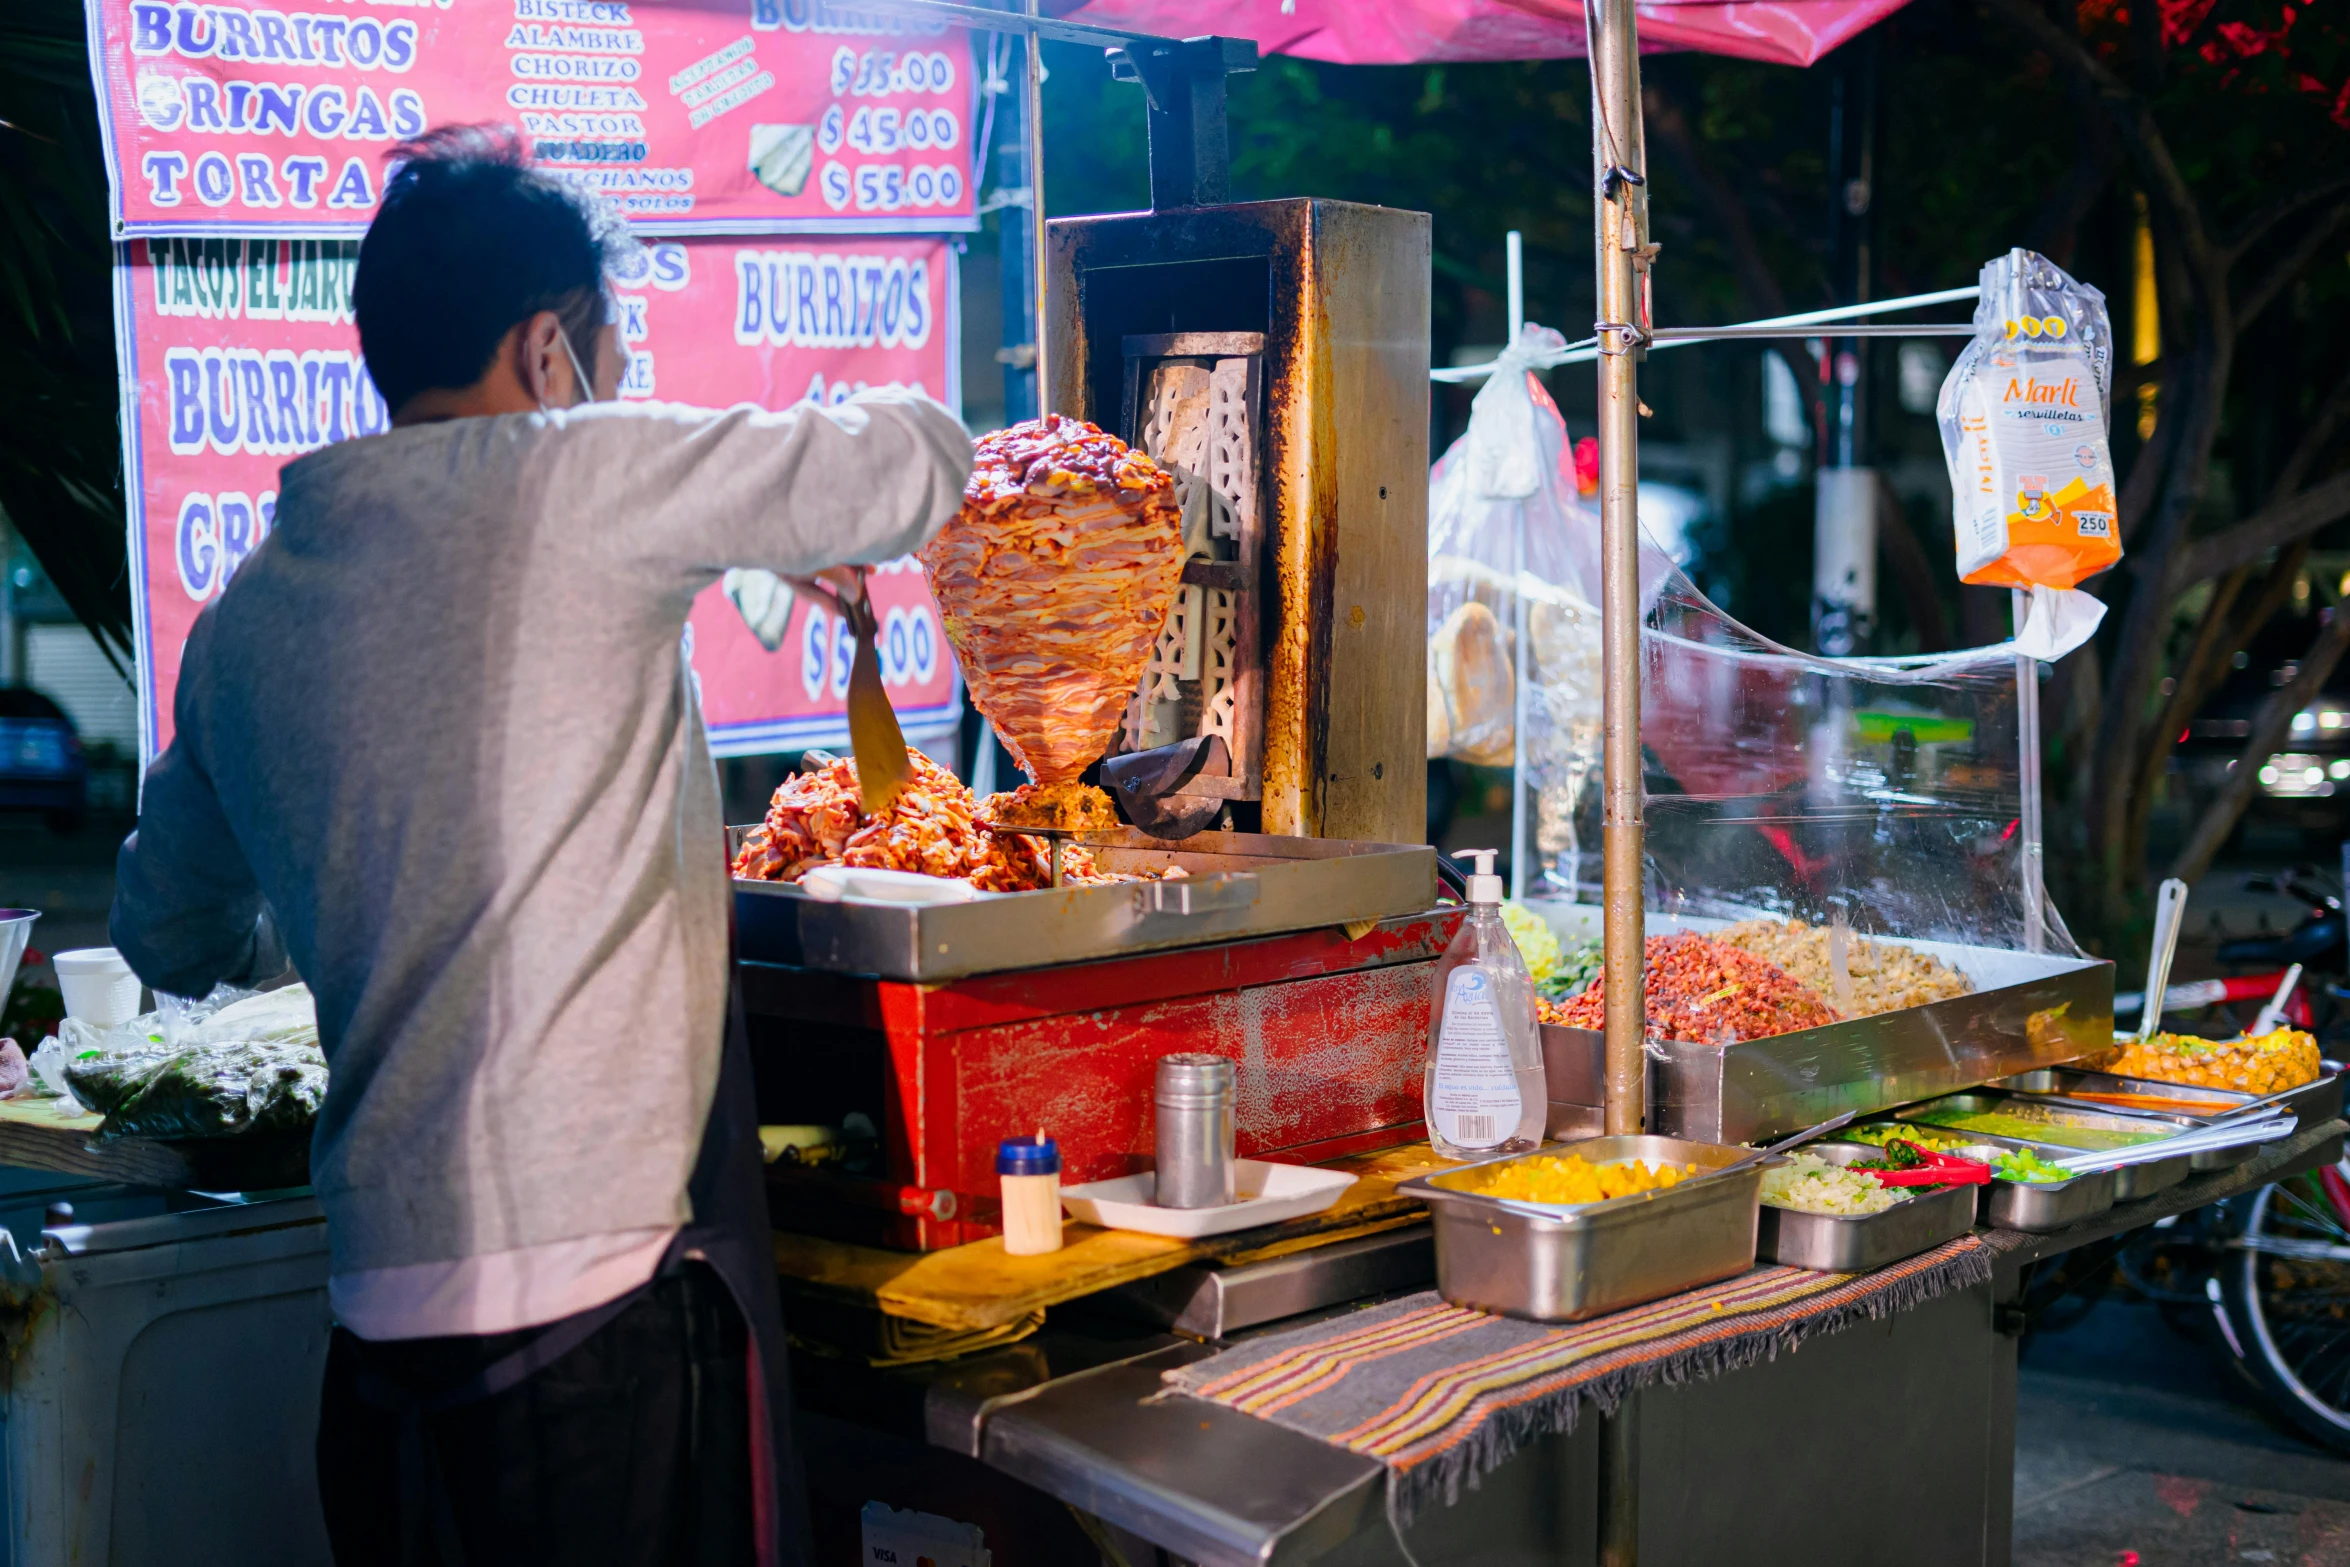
2019, 1298, 2350, 1565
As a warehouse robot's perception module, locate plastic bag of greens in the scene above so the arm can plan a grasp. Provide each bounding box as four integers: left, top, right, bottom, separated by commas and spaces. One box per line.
63, 982, 325, 1141
89, 1039, 326, 1143
63, 980, 264, 1113
62, 1016, 182, 1116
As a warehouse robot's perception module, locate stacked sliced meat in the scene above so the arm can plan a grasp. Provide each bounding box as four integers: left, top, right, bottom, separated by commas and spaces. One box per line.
920, 416, 1183, 784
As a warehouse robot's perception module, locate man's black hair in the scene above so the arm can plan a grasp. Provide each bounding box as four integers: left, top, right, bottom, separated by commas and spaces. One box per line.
353, 125, 632, 414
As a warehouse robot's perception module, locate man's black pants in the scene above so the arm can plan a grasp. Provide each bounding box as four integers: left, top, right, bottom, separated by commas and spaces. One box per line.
317, 1262, 754, 1567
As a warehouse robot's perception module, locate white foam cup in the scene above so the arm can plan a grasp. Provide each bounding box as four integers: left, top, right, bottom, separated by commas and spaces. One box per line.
52, 948, 145, 1029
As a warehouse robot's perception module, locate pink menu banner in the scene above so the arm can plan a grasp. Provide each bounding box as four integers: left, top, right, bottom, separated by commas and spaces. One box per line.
115, 231, 963, 764
85, 0, 980, 236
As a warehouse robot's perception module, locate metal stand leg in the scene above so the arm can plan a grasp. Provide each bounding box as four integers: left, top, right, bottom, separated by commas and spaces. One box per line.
1599, 1401, 1639, 1566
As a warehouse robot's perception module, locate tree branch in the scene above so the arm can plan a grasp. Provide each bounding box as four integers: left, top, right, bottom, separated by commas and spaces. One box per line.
2118, 358, 2184, 543
2020, 74, 2121, 267
1641, 84, 1789, 319
2123, 543, 2310, 867
1977, 0, 2218, 289
2170, 603, 2350, 885
2271, 361, 2350, 503
1641, 81, 1826, 440
2145, 566, 2251, 759
2173, 469, 2350, 587
2125, 564, 2251, 858
2221, 174, 2350, 267
2233, 201, 2350, 334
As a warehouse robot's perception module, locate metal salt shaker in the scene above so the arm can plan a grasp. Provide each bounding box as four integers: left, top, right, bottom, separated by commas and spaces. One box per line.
1154, 1053, 1236, 1208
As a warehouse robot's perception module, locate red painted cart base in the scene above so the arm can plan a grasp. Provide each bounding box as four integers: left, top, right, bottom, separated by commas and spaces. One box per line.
740, 908, 1461, 1249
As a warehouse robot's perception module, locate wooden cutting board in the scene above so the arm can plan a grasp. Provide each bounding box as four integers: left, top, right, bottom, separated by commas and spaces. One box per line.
773, 1142, 1451, 1332
0, 1095, 309, 1191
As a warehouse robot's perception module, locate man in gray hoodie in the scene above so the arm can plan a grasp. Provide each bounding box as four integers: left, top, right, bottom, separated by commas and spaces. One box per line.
109, 124, 972, 1566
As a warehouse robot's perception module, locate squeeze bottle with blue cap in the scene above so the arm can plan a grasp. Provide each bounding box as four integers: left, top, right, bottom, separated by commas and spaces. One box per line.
1424, 850, 1545, 1159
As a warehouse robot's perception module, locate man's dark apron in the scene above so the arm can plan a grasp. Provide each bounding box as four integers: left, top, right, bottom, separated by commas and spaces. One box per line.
355, 981, 808, 1567
676, 980, 810, 1567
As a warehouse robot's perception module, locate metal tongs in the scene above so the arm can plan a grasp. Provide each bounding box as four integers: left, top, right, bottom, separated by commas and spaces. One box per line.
1682, 1109, 1861, 1191
976, 820, 1077, 889
2132, 877, 2191, 1041
795, 567, 912, 816
1859, 1142, 1993, 1188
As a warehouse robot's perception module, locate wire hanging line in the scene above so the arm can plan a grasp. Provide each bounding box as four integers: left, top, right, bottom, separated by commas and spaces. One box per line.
1433, 283, 1985, 383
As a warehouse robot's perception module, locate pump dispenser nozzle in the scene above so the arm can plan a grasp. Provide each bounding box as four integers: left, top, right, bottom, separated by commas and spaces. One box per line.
1455, 850, 1504, 906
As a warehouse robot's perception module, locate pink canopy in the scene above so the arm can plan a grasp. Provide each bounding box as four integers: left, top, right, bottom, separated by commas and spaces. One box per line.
1060, 0, 1910, 68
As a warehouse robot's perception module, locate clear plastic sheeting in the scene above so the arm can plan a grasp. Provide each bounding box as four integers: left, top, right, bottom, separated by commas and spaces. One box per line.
1639, 571, 2076, 956
1427, 330, 1662, 891
1428, 332, 2072, 957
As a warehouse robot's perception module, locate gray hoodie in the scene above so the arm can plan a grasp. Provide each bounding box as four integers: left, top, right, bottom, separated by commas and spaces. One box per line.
111, 390, 971, 1281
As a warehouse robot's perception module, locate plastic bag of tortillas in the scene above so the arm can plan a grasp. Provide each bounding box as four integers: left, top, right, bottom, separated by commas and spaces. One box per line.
1427, 327, 1611, 770
1936, 249, 2120, 660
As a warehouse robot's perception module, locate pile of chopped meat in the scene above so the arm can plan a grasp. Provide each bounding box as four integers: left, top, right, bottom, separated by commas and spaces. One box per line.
1537, 933, 1839, 1044
919, 416, 1183, 785
1714, 918, 1972, 1015
985, 779, 1120, 832
729, 748, 1156, 894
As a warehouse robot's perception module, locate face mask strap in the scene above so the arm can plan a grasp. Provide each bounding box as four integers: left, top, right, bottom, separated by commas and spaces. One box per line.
556, 327, 600, 409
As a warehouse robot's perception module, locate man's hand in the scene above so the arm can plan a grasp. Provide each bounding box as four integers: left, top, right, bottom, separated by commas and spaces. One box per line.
784, 565, 865, 609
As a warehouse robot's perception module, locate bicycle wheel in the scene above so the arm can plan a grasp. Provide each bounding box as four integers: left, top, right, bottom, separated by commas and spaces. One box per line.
2222, 1161, 2350, 1453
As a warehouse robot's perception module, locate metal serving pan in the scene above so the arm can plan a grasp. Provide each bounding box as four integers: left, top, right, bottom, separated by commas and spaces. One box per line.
1398, 1136, 1762, 1323
1755, 1142, 1979, 1271
729, 828, 1435, 980
1538, 923, 2114, 1144
1850, 1120, 2188, 1203
1929, 1140, 2118, 1233
1992, 1063, 2344, 1132
1896, 1090, 2257, 1174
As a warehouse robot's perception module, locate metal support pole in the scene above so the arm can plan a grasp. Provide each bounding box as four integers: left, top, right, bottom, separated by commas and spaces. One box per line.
1506, 230, 1525, 342
1507, 229, 1531, 901
2014, 590, 2045, 953
997, 35, 1038, 425
1813, 34, 1879, 658
1598, 1402, 1640, 1567
1591, 0, 1648, 1143
1023, 0, 1051, 416
1108, 36, 1253, 209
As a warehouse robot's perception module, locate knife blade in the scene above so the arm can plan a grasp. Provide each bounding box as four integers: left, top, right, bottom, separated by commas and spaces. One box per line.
840, 578, 913, 816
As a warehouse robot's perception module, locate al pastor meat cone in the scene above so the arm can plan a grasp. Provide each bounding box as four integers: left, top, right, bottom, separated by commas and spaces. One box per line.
920, 416, 1182, 785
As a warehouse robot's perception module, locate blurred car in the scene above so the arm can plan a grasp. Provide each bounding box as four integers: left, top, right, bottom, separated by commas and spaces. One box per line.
0, 687, 87, 833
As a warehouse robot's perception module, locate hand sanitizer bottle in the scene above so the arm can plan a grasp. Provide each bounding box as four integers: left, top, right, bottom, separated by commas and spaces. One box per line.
1424, 851, 1547, 1160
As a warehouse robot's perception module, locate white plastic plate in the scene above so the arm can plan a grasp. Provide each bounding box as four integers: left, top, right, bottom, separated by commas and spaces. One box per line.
1058, 1159, 1358, 1238
797, 865, 981, 905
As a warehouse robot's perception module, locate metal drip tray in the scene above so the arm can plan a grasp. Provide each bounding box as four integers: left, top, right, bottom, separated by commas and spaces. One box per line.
730, 829, 1436, 979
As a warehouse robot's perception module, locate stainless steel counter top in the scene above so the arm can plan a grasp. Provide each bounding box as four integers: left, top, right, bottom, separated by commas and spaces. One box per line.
796, 1120, 2345, 1567
980, 1347, 1387, 1567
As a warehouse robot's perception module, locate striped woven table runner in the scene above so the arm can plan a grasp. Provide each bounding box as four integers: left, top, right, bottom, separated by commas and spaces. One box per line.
1162, 1235, 1991, 1518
